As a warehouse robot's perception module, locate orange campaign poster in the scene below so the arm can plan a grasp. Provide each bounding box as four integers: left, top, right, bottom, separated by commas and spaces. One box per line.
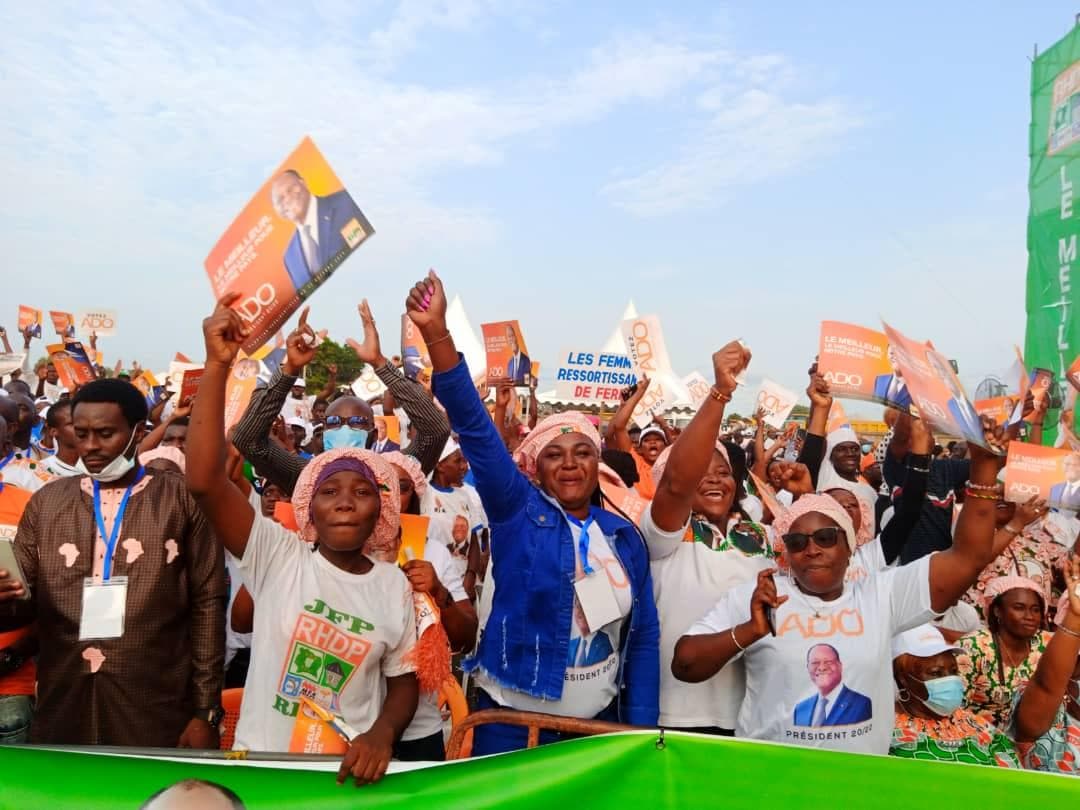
374, 414, 401, 448
817, 321, 911, 410
47, 341, 96, 389
204, 136, 374, 354
974, 396, 1023, 427
825, 400, 851, 434
49, 311, 75, 338
530, 361, 541, 385
179, 368, 205, 404
881, 322, 993, 451
1004, 443, 1080, 512
401, 314, 432, 382
288, 698, 348, 756
17, 306, 42, 339
1028, 367, 1053, 411
481, 320, 532, 386
223, 355, 261, 436
397, 514, 430, 566
1068, 354, 1080, 391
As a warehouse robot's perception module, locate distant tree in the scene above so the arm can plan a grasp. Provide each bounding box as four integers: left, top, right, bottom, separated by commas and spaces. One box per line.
306, 339, 363, 394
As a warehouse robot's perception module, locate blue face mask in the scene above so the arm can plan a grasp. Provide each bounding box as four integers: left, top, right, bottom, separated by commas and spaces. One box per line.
322, 427, 369, 451
913, 674, 965, 717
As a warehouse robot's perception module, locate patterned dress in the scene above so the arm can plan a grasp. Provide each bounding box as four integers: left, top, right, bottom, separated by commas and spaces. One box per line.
957, 629, 1052, 729
890, 708, 1020, 766
1009, 692, 1080, 775
687, 515, 775, 559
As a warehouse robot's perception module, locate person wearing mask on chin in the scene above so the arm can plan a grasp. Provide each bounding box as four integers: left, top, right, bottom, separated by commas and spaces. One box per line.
232, 302, 449, 496
0, 378, 227, 748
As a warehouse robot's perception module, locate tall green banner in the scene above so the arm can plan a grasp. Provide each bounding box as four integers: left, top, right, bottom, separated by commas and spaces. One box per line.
1028, 24, 1080, 445
0, 732, 1072, 808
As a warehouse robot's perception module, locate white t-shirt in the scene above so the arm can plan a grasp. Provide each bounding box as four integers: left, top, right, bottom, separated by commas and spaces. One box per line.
687, 554, 935, 754
402, 538, 468, 742
844, 538, 888, 585
476, 519, 632, 719
420, 483, 488, 579
234, 518, 417, 752
642, 506, 770, 729
225, 550, 252, 669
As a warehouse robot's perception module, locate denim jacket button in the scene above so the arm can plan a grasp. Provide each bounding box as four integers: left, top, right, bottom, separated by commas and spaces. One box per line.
539, 515, 545, 523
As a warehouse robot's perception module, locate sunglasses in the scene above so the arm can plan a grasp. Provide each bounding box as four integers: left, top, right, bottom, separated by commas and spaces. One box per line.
781, 526, 844, 554
324, 415, 372, 429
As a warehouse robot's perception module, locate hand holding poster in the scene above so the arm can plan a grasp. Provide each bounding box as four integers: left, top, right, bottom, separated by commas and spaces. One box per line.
881, 322, 994, 451
481, 321, 531, 386
204, 136, 374, 354
756, 379, 799, 429
49, 311, 75, 339
47, 341, 96, 390
76, 310, 118, 337
1028, 367, 1053, 411
132, 372, 167, 410
179, 368, 205, 404
818, 321, 911, 410
17, 306, 42, 339
621, 314, 682, 426
1003, 443, 1080, 512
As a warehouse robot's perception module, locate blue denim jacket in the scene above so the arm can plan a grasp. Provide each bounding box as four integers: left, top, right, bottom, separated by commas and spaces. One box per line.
432, 358, 659, 725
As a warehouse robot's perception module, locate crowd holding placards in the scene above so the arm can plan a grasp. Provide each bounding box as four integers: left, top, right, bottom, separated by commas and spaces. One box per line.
0, 270, 1078, 790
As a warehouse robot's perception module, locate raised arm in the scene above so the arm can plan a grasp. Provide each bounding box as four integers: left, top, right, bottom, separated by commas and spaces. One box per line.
186, 294, 256, 559
230, 314, 320, 494
797, 365, 832, 488
606, 376, 652, 453
406, 271, 530, 524
315, 363, 338, 402
651, 343, 748, 532
926, 419, 1024, 612
879, 414, 931, 564
1013, 557, 1080, 741
528, 381, 539, 430
1026, 391, 1048, 447
348, 300, 450, 475
139, 399, 192, 453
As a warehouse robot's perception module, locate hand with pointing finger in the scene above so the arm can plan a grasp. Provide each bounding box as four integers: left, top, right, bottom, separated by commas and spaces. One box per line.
283, 307, 317, 376
202, 293, 249, 367
346, 300, 387, 368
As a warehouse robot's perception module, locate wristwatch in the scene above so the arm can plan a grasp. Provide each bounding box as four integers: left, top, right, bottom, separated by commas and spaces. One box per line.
198, 706, 226, 728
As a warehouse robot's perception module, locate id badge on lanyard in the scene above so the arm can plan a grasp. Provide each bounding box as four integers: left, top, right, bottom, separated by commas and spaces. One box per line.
78, 469, 142, 640
570, 514, 621, 634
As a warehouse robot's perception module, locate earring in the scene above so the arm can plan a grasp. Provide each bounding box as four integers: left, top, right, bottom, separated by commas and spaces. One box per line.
897, 687, 911, 703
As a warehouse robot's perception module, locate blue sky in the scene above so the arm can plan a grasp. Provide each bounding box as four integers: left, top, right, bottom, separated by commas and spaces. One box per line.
5, 2, 1079, 416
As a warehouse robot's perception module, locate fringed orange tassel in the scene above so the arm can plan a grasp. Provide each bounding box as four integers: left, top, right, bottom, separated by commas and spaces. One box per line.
406, 593, 453, 695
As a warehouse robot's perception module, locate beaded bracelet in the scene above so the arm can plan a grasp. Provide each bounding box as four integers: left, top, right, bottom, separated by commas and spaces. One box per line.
965, 480, 999, 493
964, 488, 999, 501
710, 387, 733, 404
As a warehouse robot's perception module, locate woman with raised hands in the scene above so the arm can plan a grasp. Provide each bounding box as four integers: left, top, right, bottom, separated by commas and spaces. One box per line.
405, 270, 659, 756
672, 417, 1007, 755
186, 294, 418, 787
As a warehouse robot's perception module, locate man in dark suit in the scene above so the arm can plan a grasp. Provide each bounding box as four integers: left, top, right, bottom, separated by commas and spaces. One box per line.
270, 170, 370, 292
1050, 452, 1080, 512
372, 416, 400, 454
504, 324, 531, 386
792, 644, 872, 727
873, 346, 912, 409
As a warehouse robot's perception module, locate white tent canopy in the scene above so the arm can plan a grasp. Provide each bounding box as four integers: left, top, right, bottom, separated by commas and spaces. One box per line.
445, 294, 486, 377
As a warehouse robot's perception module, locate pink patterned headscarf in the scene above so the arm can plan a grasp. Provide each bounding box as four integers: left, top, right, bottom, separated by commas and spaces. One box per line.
292, 448, 401, 559
771, 493, 857, 553
651, 440, 730, 488
381, 451, 427, 500
982, 574, 1046, 614
514, 412, 601, 478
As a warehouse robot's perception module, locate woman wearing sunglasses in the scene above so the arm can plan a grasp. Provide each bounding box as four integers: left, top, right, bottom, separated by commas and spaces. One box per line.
672, 422, 1004, 756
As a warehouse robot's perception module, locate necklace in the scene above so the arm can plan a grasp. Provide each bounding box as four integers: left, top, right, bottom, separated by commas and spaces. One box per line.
788, 584, 844, 619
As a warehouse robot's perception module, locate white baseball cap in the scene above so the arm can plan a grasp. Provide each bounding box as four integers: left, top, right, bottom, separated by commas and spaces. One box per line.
439, 436, 461, 463
292, 378, 306, 389
891, 624, 962, 660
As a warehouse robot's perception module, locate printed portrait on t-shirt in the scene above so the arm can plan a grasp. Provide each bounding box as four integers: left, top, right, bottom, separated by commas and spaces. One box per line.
792, 643, 873, 727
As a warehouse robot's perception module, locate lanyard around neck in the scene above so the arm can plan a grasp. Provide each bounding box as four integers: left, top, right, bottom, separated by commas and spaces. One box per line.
93, 466, 146, 581
566, 512, 596, 576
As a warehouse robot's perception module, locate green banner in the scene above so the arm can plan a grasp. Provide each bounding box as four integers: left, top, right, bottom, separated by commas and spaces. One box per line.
0, 731, 1072, 808
1028, 24, 1080, 444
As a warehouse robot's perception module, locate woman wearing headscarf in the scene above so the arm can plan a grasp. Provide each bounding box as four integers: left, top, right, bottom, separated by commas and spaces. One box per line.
406, 271, 659, 756
642, 341, 781, 735
957, 575, 1052, 730
890, 624, 1019, 767
186, 296, 418, 786
961, 493, 1066, 622
671, 422, 1003, 756
1010, 558, 1080, 775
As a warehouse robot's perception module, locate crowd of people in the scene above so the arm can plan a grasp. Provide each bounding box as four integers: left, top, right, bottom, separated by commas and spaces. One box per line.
0, 271, 1078, 788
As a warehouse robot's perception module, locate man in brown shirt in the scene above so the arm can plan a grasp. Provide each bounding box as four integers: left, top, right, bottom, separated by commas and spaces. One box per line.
0, 378, 226, 747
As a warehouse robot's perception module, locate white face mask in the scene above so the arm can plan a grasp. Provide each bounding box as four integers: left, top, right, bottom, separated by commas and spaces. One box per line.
76, 425, 140, 483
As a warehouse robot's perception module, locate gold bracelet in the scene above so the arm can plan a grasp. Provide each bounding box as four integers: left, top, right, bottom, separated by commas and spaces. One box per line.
710, 387, 733, 404
730, 626, 746, 652
425, 332, 452, 346
965, 480, 999, 493
964, 488, 998, 501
